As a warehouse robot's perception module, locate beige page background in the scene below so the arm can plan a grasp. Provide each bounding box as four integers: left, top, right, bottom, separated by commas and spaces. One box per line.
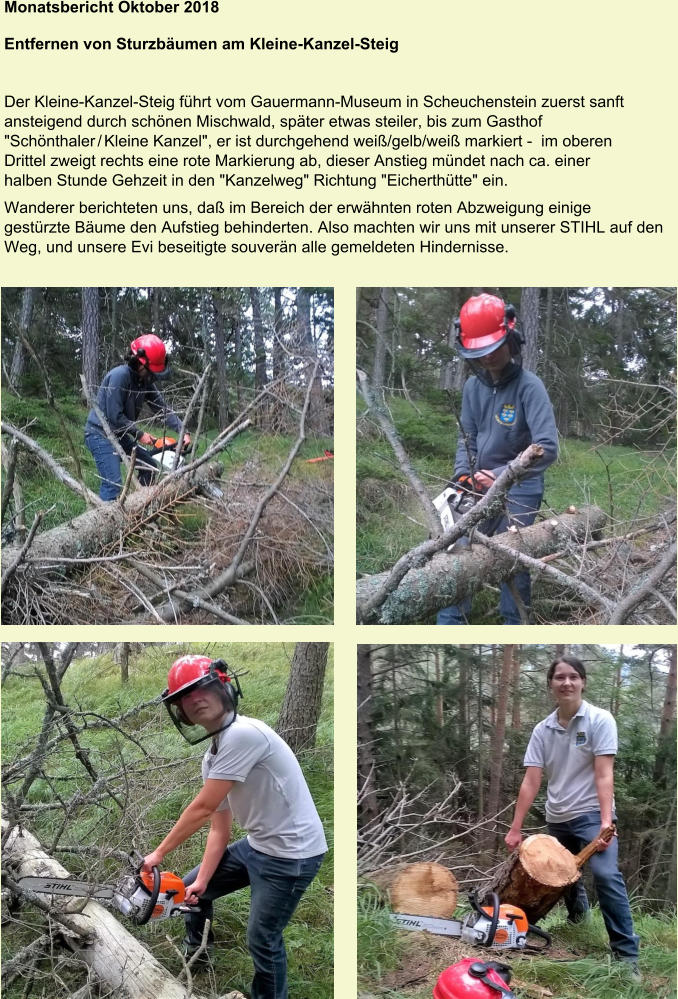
2, 0, 677, 995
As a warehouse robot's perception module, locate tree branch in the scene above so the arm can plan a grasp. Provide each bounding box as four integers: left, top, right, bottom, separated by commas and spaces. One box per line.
1, 422, 101, 508
607, 542, 677, 624
356, 443, 546, 622
357, 366, 441, 537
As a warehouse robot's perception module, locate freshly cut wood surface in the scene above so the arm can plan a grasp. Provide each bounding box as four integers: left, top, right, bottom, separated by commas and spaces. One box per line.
520, 834, 580, 886
369, 862, 459, 917
489, 834, 581, 923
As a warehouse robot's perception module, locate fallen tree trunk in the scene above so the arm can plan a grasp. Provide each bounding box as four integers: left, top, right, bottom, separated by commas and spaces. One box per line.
488, 827, 614, 923
3, 820, 242, 999
366, 862, 458, 917
356, 505, 607, 624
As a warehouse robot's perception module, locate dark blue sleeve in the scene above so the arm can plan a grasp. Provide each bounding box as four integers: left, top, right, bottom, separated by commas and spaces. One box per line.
520, 376, 558, 472
101, 367, 138, 437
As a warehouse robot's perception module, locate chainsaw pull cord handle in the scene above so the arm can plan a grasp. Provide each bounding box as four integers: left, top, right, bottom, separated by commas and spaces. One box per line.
526, 922, 551, 949
129, 852, 161, 926
469, 891, 500, 947
468, 963, 517, 998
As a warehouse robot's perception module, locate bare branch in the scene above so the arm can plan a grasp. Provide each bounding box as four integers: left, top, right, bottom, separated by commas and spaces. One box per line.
2, 422, 101, 508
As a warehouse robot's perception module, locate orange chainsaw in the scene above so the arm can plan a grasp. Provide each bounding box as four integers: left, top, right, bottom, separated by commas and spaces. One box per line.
17, 851, 199, 925
391, 892, 551, 951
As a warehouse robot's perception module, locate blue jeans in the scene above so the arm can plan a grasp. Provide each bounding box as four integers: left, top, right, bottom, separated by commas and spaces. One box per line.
183, 837, 325, 999
85, 430, 155, 501
436, 490, 543, 625
547, 811, 639, 960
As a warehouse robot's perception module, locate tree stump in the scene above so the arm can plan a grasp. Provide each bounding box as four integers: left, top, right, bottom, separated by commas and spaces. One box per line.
367, 862, 458, 917
489, 827, 614, 923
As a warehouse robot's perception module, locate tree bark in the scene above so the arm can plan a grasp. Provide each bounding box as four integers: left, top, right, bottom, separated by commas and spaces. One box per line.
114, 642, 131, 683
272, 288, 284, 379
9, 287, 36, 391
358, 645, 379, 828
81, 287, 101, 401
356, 506, 607, 624
249, 287, 268, 390
297, 288, 325, 432
484, 645, 514, 849
520, 287, 540, 374
276, 643, 328, 753
372, 288, 391, 400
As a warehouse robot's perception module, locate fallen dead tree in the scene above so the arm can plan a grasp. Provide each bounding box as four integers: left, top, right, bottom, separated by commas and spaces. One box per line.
2, 364, 334, 624
356, 505, 607, 624
3, 819, 244, 999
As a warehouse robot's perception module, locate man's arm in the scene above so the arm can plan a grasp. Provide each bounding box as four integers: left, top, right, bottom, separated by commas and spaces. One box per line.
505, 766, 543, 850
142, 778, 233, 870
593, 754, 616, 851
184, 808, 233, 904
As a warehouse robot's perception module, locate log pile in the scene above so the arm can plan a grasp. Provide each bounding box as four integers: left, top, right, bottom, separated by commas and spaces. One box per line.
488, 827, 614, 923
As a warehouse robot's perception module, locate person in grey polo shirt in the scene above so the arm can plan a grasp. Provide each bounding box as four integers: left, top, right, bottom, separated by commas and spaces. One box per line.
143, 655, 327, 999
505, 654, 640, 981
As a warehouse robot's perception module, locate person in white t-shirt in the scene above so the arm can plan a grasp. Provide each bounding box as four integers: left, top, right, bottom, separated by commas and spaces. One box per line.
504, 654, 640, 981
142, 655, 327, 999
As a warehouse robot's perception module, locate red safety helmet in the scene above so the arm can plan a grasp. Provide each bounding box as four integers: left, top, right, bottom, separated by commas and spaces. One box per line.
130, 334, 167, 373
434, 958, 516, 999
455, 295, 518, 359
161, 655, 243, 744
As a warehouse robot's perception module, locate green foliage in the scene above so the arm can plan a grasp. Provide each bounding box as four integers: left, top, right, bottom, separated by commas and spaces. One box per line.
2, 643, 334, 999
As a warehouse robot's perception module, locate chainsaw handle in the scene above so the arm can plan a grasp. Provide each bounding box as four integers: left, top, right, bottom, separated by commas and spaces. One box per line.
526, 922, 551, 949
132, 864, 161, 926
128, 852, 161, 926
469, 891, 500, 947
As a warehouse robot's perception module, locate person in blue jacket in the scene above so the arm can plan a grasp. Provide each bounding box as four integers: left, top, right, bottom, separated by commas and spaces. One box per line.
437, 293, 558, 625
84, 333, 190, 501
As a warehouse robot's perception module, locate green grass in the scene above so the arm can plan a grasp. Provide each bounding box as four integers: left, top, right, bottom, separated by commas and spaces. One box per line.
2, 643, 334, 999
356, 395, 675, 622
358, 900, 676, 999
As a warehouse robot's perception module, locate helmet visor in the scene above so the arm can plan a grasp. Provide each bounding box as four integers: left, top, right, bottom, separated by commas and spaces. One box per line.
457, 329, 509, 359
161, 671, 239, 745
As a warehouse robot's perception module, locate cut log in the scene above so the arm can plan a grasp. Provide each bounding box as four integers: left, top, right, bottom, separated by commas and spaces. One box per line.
2, 819, 240, 999
356, 505, 607, 624
367, 862, 458, 917
488, 826, 614, 923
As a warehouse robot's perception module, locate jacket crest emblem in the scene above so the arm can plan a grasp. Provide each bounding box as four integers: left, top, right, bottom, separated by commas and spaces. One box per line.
496, 404, 516, 425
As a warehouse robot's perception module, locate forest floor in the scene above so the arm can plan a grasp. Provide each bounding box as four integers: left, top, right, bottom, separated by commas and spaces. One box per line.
2, 394, 334, 623
356, 394, 676, 624
2, 643, 334, 999
358, 902, 676, 999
